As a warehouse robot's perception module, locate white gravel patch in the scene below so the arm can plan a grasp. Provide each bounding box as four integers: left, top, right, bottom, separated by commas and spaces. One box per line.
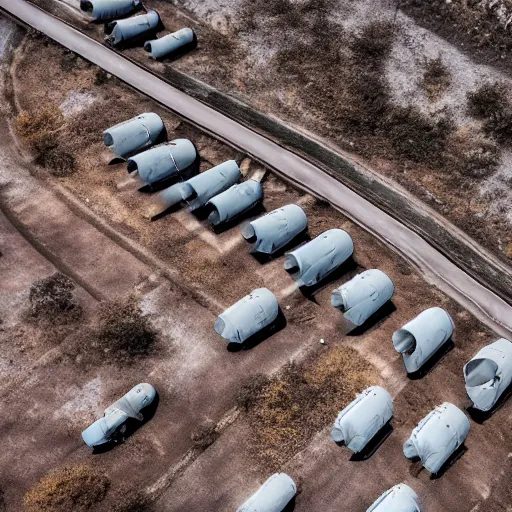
59, 90, 97, 117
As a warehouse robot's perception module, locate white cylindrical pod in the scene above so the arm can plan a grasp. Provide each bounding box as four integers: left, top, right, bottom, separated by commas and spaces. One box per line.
181, 160, 241, 211
81, 383, 156, 447
283, 229, 354, 287
207, 180, 263, 226
126, 139, 196, 185
464, 338, 512, 411
214, 288, 279, 344
367, 483, 421, 512
237, 473, 296, 512
241, 204, 308, 255
331, 386, 393, 453
103, 112, 164, 158
106, 10, 160, 47
332, 269, 394, 327
392, 307, 454, 374
403, 402, 470, 474
144, 28, 197, 59
80, 0, 140, 20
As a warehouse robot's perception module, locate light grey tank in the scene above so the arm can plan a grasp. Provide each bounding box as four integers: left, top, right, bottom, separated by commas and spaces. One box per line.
403, 402, 470, 474
207, 180, 263, 226
241, 204, 307, 255
126, 139, 196, 185
367, 484, 421, 512
464, 338, 512, 411
181, 160, 241, 211
106, 10, 160, 47
283, 229, 354, 287
81, 383, 156, 447
214, 288, 279, 344
331, 386, 393, 453
144, 28, 196, 59
393, 307, 454, 373
80, 0, 140, 20
237, 473, 296, 512
103, 112, 164, 158
332, 269, 394, 327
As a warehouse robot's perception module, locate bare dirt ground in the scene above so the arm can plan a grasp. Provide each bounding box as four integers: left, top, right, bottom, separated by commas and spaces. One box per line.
1, 16, 511, 512
26, 0, 512, 267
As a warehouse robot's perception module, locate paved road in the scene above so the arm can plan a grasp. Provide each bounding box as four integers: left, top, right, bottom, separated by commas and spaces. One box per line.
1, 0, 512, 338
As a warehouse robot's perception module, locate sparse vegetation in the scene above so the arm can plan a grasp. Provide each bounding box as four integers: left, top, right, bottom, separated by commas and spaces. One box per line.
29, 272, 81, 322
95, 297, 157, 359
23, 464, 109, 512
242, 347, 377, 470
191, 420, 219, 450
467, 82, 512, 143
421, 56, 451, 101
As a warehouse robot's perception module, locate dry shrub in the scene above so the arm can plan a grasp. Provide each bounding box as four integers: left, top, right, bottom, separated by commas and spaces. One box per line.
23, 464, 109, 512
243, 346, 377, 470
95, 297, 157, 359
421, 56, 451, 101
16, 107, 76, 176
467, 82, 512, 143
445, 128, 500, 180
191, 420, 219, 450
16, 106, 62, 149
387, 106, 454, 165
29, 272, 81, 322
236, 373, 270, 411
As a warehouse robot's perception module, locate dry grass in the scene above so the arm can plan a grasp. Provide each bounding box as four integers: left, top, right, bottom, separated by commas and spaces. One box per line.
23, 464, 109, 512
29, 272, 82, 323
421, 56, 451, 101
16, 107, 75, 176
242, 346, 378, 470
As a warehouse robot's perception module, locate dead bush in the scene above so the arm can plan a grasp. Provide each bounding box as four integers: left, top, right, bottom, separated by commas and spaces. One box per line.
191, 420, 219, 450
35, 147, 76, 177
29, 272, 81, 322
95, 297, 157, 359
386, 106, 454, 165
445, 128, 500, 180
421, 56, 451, 101
242, 347, 377, 470
350, 21, 395, 61
467, 82, 512, 143
23, 464, 109, 512
16, 106, 63, 148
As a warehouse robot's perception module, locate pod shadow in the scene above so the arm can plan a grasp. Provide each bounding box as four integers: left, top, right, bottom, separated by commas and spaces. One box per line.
227, 308, 287, 352
349, 422, 393, 461
467, 381, 512, 424
346, 301, 397, 336
406, 339, 455, 380
430, 444, 468, 479
212, 202, 266, 235
249, 230, 311, 264
298, 258, 359, 303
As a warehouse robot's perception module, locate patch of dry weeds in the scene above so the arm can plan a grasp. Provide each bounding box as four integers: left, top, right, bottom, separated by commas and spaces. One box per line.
241, 346, 378, 470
